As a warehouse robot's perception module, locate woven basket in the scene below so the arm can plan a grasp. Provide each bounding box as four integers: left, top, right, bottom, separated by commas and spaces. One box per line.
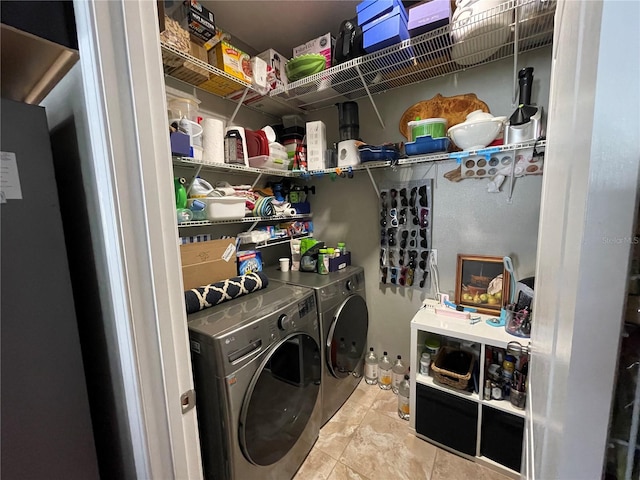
431, 347, 475, 391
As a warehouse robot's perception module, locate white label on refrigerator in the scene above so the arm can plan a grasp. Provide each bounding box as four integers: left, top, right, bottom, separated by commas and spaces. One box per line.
0, 152, 23, 200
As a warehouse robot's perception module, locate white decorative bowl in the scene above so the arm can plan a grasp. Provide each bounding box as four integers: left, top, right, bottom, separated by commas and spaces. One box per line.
448, 119, 503, 150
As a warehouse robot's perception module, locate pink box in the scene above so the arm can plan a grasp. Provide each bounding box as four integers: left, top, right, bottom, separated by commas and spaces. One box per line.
293, 33, 335, 69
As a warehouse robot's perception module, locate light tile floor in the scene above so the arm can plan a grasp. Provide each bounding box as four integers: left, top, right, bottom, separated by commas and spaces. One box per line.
294, 380, 513, 480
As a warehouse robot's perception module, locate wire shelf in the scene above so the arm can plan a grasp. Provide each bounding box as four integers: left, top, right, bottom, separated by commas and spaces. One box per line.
173, 156, 298, 177
271, 0, 556, 110
174, 141, 545, 177
161, 0, 554, 115
177, 213, 312, 228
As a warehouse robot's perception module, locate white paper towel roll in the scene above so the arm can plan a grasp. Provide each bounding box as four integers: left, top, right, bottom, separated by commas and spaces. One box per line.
202, 118, 224, 164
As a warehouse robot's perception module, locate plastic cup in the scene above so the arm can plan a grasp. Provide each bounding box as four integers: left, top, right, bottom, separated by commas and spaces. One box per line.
279, 258, 290, 272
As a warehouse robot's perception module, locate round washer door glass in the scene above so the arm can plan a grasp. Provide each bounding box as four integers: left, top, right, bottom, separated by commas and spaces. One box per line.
240, 333, 321, 466
327, 294, 369, 378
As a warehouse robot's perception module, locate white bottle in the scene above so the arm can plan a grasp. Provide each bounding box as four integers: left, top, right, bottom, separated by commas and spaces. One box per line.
398, 374, 410, 420
419, 352, 431, 376
378, 351, 392, 390
391, 355, 407, 394
364, 347, 378, 385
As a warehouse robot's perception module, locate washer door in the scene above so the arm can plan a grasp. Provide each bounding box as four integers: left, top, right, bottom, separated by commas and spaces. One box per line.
239, 333, 321, 466
327, 294, 369, 378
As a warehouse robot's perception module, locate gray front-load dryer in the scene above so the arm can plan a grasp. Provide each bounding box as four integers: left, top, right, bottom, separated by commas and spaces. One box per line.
266, 265, 369, 425
188, 279, 321, 480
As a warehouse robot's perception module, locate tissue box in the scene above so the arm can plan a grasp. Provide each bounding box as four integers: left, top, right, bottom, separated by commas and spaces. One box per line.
180, 238, 237, 290
256, 49, 289, 88
293, 33, 335, 69
237, 250, 263, 275
407, 0, 451, 37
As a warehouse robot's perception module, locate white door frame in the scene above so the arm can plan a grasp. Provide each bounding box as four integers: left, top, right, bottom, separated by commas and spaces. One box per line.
73, 1, 202, 478
529, 1, 640, 478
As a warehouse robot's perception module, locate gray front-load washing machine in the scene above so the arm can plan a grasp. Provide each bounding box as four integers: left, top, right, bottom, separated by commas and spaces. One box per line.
266, 265, 369, 425
188, 279, 321, 480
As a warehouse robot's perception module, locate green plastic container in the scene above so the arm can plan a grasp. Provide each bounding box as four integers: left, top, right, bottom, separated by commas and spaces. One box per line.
407, 117, 447, 141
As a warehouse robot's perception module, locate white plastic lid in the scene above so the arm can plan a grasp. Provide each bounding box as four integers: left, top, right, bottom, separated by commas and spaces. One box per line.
421, 352, 431, 359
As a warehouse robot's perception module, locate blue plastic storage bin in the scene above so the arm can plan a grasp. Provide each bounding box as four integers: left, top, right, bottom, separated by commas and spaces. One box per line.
357, 0, 407, 27
405, 136, 450, 156
358, 145, 400, 162
362, 6, 409, 53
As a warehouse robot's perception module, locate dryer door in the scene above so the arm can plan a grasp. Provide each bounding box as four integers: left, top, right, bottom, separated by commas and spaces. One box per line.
327, 294, 369, 378
239, 332, 321, 466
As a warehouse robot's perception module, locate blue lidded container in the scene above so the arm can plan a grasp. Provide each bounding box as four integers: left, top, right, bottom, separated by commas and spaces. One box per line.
404, 136, 450, 156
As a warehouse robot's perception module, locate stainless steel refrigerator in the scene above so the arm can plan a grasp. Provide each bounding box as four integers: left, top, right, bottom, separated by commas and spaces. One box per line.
1, 98, 99, 479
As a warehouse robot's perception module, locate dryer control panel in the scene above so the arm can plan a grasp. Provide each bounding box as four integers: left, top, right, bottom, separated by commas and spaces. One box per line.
319, 271, 366, 310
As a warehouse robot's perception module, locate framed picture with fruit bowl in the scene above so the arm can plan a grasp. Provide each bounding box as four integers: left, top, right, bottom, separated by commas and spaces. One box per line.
455, 254, 510, 315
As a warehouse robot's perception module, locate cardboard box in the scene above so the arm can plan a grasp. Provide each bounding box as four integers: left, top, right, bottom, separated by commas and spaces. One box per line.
256, 48, 289, 88
293, 33, 335, 69
306, 121, 327, 171
180, 238, 237, 290
182, 0, 216, 44
208, 41, 253, 83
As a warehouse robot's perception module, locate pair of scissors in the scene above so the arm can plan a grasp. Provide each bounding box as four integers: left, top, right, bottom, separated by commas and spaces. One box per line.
503, 256, 517, 303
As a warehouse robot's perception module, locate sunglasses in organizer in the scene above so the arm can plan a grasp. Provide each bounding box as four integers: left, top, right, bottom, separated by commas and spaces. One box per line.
380, 184, 431, 288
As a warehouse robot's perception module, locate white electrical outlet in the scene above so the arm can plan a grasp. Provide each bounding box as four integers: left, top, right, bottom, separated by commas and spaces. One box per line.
431, 249, 437, 265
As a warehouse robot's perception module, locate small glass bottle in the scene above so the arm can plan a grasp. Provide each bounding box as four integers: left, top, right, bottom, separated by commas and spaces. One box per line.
397, 374, 410, 420
419, 353, 431, 376
337, 242, 346, 255
391, 355, 407, 394
483, 379, 491, 400
378, 351, 392, 390
502, 354, 516, 381
364, 347, 378, 385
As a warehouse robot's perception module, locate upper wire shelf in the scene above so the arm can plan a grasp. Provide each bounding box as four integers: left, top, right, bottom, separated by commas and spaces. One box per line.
271, 0, 555, 110
161, 0, 555, 115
